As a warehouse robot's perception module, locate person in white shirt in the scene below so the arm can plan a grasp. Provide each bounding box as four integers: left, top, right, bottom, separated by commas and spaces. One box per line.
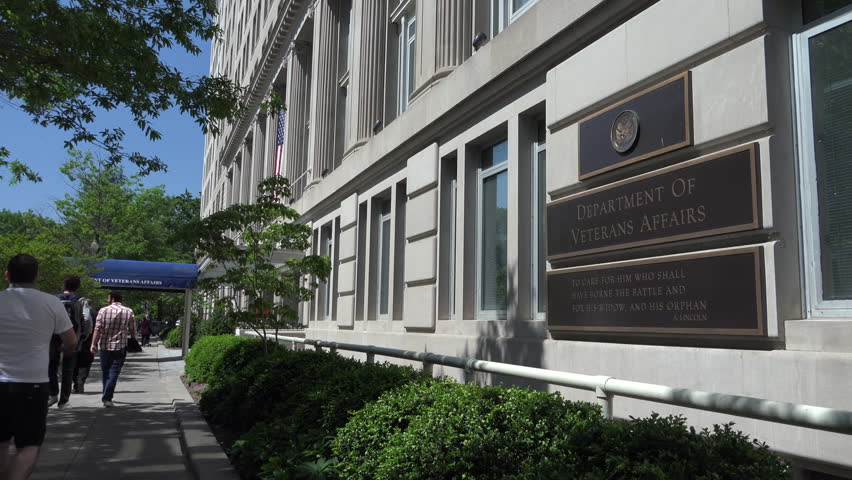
0, 254, 77, 480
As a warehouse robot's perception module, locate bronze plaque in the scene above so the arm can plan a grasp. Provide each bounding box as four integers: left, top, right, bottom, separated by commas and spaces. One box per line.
547, 247, 765, 336
579, 72, 692, 179
548, 144, 761, 260
611, 110, 640, 153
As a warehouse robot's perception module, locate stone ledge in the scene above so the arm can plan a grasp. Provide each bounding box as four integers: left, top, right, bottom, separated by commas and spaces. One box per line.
174, 400, 239, 480
785, 319, 852, 353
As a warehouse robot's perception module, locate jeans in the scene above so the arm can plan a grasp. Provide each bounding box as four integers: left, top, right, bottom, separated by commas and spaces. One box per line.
99, 349, 126, 402
48, 337, 77, 404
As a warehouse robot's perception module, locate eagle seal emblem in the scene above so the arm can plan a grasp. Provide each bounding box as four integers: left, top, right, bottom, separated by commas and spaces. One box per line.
611, 110, 639, 153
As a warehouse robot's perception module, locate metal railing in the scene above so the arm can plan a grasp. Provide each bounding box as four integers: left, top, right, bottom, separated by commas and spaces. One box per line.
236, 330, 852, 436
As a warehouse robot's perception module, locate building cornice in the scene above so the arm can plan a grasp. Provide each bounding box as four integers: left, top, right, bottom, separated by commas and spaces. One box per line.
219, 0, 311, 168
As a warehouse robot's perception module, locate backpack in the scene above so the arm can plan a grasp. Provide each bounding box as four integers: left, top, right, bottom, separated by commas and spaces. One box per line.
78, 297, 93, 340
60, 295, 90, 340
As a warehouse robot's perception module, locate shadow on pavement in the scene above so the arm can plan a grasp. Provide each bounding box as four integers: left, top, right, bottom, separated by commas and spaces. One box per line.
30, 345, 194, 480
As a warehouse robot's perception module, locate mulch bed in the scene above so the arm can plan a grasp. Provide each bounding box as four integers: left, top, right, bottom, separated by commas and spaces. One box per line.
180, 375, 206, 403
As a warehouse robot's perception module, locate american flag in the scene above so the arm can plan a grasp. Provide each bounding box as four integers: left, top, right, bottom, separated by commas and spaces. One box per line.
273, 109, 286, 176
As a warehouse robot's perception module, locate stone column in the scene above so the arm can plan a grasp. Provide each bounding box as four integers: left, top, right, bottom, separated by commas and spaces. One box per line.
435, 0, 472, 73
307, 0, 339, 185
411, 0, 470, 99
252, 114, 266, 203
231, 160, 241, 206
241, 140, 252, 205
285, 43, 311, 198
348, 0, 387, 146
265, 111, 275, 179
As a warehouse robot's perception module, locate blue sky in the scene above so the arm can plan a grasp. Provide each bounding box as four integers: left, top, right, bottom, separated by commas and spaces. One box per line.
0, 40, 213, 218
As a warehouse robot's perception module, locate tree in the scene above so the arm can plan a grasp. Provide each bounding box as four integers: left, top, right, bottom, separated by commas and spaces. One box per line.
0, 0, 243, 182
0, 209, 59, 236
0, 150, 201, 309
52, 150, 202, 314
189, 176, 330, 349
55, 150, 199, 262
0, 214, 102, 298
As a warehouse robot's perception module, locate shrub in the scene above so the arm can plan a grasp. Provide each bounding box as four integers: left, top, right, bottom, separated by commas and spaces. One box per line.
163, 327, 183, 348
200, 349, 430, 478
582, 414, 791, 479
196, 301, 236, 340
158, 326, 172, 339
333, 381, 791, 480
212, 336, 274, 385
334, 381, 604, 480
184, 335, 264, 384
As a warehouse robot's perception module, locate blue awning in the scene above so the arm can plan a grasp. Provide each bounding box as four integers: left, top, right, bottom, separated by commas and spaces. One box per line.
90, 259, 198, 292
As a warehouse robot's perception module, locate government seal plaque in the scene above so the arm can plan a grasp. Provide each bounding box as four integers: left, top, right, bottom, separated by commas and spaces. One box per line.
579, 72, 692, 179
611, 110, 639, 153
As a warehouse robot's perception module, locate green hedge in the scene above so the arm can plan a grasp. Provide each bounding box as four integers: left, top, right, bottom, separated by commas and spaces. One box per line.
196, 302, 236, 340
200, 349, 430, 479
184, 335, 264, 384
334, 381, 605, 480
163, 327, 183, 348
334, 381, 791, 480
158, 326, 172, 339
199, 352, 790, 480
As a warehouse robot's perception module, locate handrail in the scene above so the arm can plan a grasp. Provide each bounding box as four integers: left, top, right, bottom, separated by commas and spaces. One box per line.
236, 330, 852, 435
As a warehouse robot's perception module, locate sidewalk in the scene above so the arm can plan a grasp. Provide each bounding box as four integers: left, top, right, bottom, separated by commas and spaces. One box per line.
28, 342, 230, 480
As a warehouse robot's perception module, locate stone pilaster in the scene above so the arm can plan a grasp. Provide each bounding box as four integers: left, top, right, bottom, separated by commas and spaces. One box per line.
411, 0, 471, 100
285, 43, 311, 198
336, 193, 359, 328
307, 0, 339, 185
348, 0, 387, 146
403, 143, 440, 330
251, 114, 266, 203
435, 0, 472, 73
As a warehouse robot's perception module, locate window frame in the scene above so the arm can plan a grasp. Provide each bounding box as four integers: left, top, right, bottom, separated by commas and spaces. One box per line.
476, 141, 509, 320
793, 7, 852, 317
321, 225, 334, 320
393, 2, 416, 116
531, 130, 547, 320
376, 203, 393, 320
491, 0, 539, 39
448, 176, 458, 318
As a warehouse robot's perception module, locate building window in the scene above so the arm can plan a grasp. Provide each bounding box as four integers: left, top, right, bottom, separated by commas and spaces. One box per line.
321, 224, 334, 319
395, 5, 416, 115
532, 122, 546, 317
448, 170, 458, 317
803, 0, 852, 24
377, 200, 393, 318
478, 140, 509, 316
491, 0, 539, 39
795, 6, 852, 315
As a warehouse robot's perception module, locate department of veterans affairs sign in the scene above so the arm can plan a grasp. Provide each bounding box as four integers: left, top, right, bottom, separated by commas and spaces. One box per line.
547, 143, 762, 260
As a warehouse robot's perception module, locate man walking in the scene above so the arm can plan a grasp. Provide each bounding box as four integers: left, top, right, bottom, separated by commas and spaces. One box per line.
49, 275, 90, 409
0, 254, 77, 480
72, 299, 96, 394
90, 291, 136, 408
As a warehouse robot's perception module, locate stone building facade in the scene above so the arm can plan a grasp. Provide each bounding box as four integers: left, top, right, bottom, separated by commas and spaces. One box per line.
202, 0, 852, 476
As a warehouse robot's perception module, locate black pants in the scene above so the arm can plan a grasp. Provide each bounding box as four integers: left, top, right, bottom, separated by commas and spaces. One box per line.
73, 336, 94, 388
48, 337, 77, 404
0, 383, 49, 448
141, 334, 150, 346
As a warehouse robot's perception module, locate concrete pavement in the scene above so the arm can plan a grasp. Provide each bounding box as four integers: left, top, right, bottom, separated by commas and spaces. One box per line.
24, 341, 236, 480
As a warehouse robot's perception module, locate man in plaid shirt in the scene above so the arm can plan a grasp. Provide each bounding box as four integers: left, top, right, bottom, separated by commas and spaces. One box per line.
89, 291, 137, 408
